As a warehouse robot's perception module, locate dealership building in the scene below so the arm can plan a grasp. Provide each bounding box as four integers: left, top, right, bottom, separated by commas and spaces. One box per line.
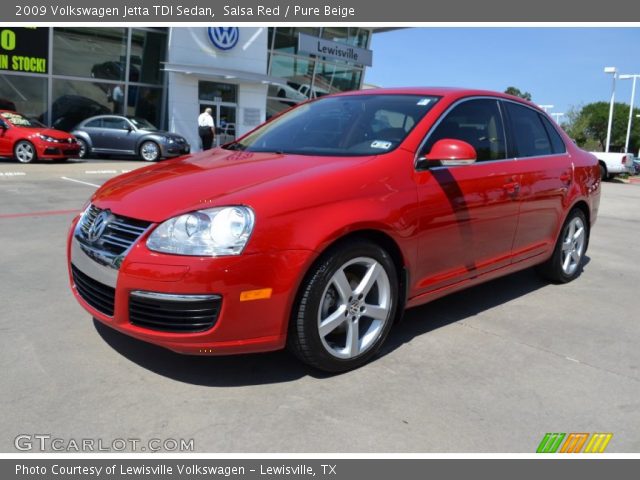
0, 27, 379, 150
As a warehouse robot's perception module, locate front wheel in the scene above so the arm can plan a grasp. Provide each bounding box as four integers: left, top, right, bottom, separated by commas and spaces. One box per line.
139, 141, 160, 162
288, 240, 398, 373
14, 141, 37, 164
536, 208, 588, 283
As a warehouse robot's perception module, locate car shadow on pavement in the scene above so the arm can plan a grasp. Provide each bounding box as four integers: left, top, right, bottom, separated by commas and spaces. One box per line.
94, 260, 590, 385
378, 260, 589, 360
93, 319, 311, 386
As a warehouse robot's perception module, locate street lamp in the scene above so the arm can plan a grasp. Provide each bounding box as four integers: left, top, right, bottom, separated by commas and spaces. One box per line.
538, 104, 554, 112
619, 73, 640, 153
550, 112, 565, 123
604, 66, 617, 153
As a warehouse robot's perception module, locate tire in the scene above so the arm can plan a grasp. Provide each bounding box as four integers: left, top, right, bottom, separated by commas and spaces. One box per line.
599, 162, 608, 181
536, 208, 589, 284
14, 140, 37, 164
139, 141, 160, 162
77, 138, 89, 159
288, 240, 399, 373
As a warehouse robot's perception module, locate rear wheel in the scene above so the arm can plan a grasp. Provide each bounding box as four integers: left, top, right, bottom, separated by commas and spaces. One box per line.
77, 138, 89, 159
536, 208, 588, 283
288, 240, 398, 372
599, 162, 608, 181
140, 141, 160, 162
14, 141, 37, 164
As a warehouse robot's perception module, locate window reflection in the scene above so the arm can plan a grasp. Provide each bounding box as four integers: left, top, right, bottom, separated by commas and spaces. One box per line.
53, 28, 127, 80
0, 75, 47, 119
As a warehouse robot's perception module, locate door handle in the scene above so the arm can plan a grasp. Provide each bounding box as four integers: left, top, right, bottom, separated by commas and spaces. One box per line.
503, 182, 520, 196
560, 171, 572, 185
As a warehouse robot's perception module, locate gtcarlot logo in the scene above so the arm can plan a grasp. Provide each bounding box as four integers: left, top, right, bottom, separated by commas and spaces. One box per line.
14, 434, 194, 452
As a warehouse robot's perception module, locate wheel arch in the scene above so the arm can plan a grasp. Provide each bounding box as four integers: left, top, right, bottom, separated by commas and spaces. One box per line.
289, 228, 409, 335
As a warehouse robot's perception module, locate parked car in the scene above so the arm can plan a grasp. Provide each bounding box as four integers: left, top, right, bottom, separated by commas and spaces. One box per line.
632, 156, 640, 175
589, 151, 635, 180
67, 88, 601, 372
0, 110, 80, 163
71, 115, 190, 162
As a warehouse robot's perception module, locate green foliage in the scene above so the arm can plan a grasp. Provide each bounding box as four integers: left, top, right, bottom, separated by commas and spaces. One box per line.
504, 86, 532, 101
563, 102, 640, 152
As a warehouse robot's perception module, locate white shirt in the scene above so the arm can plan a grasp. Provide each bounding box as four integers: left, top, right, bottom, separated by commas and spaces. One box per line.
198, 112, 214, 128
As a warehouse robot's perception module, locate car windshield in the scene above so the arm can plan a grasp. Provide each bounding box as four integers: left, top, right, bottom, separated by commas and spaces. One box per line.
1, 112, 40, 128
224, 94, 440, 156
129, 117, 157, 130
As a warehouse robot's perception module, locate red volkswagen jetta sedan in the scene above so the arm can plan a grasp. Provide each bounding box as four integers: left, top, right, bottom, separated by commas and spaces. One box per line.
0, 110, 80, 163
67, 88, 600, 372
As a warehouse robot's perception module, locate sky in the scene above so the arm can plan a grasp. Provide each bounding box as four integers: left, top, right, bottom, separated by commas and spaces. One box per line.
365, 28, 640, 121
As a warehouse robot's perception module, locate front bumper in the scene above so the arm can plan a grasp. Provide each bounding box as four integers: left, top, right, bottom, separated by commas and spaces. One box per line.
67, 216, 313, 355
37, 142, 81, 159
160, 143, 190, 158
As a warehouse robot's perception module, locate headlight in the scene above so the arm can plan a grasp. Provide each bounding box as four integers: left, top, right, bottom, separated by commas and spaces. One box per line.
147, 206, 255, 256
164, 136, 175, 144
38, 134, 62, 143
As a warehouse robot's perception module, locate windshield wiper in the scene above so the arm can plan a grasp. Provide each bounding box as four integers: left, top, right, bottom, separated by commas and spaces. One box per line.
223, 143, 246, 151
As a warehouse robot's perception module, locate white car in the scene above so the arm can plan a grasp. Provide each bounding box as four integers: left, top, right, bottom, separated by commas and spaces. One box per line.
590, 151, 635, 180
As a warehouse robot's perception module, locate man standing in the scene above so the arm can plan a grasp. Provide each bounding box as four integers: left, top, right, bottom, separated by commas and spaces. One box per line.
111, 84, 124, 114
198, 107, 215, 150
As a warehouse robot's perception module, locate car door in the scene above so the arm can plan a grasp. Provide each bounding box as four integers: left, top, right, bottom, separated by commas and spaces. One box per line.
502, 101, 573, 263
0, 118, 13, 156
413, 98, 522, 293
96, 117, 135, 154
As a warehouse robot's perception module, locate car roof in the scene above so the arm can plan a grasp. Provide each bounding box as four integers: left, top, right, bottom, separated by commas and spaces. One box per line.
332, 87, 542, 112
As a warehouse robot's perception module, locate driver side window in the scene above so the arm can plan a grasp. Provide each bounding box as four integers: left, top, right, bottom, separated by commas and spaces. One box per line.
421, 99, 506, 162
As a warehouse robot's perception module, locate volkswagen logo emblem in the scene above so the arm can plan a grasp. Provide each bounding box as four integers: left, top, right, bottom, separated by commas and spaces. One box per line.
207, 27, 239, 51
86, 210, 111, 243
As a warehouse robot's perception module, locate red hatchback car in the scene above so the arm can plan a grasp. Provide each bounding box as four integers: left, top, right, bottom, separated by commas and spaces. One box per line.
0, 110, 80, 163
67, 88, 600, 372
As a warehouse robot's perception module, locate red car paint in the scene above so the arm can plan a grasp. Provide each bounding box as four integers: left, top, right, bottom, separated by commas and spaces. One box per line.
0, 110, 80, 162
67, 88, 601, 357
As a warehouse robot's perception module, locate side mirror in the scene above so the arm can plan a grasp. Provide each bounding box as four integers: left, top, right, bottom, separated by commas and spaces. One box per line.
417, 139, 477, 169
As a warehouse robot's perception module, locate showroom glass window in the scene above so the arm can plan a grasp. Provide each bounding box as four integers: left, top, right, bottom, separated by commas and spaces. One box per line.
421, 99, 507, 162
53, 28, 127, 80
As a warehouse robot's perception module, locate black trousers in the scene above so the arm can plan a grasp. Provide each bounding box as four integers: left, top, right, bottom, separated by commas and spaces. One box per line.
199, 127, 214, 150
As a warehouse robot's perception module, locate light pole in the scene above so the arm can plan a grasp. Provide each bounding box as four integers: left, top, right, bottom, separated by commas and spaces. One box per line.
538, 104, 554, 112
620, 74, 640, 153
604, 66, 617, 153
551, 112, 565, 124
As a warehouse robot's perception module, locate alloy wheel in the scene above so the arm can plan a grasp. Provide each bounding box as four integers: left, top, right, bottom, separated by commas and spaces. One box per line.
317, 256, 392, 359
561, 216, 586, 276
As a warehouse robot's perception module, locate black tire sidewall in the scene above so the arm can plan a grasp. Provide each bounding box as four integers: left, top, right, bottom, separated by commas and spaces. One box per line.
291, 241, 399, 372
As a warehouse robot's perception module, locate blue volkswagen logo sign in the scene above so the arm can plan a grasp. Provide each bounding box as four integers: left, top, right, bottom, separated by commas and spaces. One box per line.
208, 27, 239, 51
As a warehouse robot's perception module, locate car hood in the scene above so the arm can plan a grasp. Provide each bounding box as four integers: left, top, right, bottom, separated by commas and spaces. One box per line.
92, 148, 371, 223
24, 127, 74, 140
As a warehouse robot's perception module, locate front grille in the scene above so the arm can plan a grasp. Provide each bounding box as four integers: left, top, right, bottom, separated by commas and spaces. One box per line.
129, 293, 221, 333
63, 149, 78, 155
71, 264, 115, 316
79, 205, 151, 257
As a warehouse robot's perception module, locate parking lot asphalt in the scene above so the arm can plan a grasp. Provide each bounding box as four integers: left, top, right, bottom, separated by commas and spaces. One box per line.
1, 158, 639, 453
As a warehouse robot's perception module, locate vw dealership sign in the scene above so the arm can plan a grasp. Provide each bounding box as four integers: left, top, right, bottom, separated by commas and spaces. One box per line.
208, 27, 239, 50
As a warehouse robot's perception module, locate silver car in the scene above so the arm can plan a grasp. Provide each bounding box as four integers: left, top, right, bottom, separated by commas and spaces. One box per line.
72, 115, 190, 162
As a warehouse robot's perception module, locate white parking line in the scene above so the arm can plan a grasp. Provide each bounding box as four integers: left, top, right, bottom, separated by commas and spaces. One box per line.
85, 170, 117, 174
61, 177, 101, 188
0, 172, 27, 177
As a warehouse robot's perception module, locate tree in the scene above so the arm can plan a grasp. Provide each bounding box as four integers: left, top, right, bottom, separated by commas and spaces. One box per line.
504, 86, 532, 101
563, 101, 640, 152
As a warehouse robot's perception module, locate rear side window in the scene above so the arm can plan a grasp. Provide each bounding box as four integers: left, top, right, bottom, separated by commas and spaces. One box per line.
421, 99, 506, 161
102, 118, 129, 130
505, 102, 553, 157
539, 114, 567, 154
85, 119, 102, 128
